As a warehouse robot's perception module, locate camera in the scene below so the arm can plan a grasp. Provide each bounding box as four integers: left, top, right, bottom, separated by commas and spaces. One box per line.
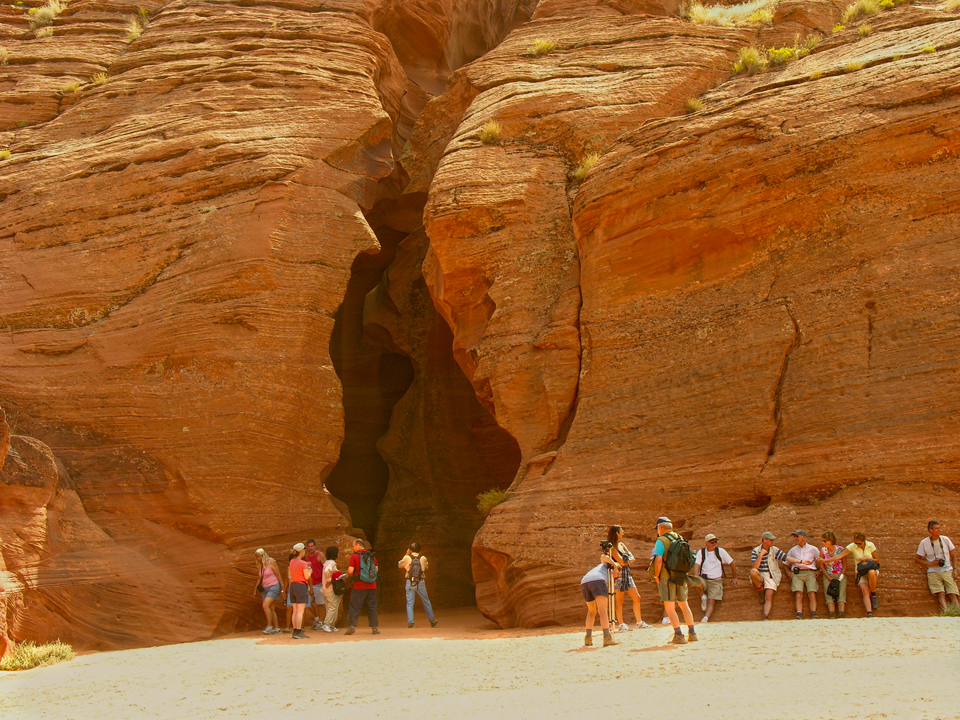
938, 558, 946, 567
600, 540, 614, 551
792, 565, 801, 574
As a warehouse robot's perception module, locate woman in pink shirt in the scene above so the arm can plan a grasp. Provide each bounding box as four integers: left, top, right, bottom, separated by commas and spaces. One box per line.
253, 548, 284, 634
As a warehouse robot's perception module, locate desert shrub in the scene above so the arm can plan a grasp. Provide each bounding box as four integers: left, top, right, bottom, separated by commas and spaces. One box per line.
126, 18, 143, 41
28, 0, 65, 30
0, 48, 9, 65
858, 23, 873, 35
571, 152, 600, 181
0, 150, 11, 160
844, 60, 865, 72
686, 97, 705, 113
922, 45, 937, 52
767, 46, 797, 65
0, 641, 75, 671
880, 0, 895, 6
940, 604, 960, 617
528, 38, 556, 56
36, 26, 53, 37
478, 120, 501, 144
809, 67, 822, 79
61, 80, 79, 93
14, 120, 30, 128
92, 72, 107, 85
733, 46, 768, 74
843, 0, 881, 23
477, 489, 510, 516
833, 23, 846, 32
687, 0, 777, 26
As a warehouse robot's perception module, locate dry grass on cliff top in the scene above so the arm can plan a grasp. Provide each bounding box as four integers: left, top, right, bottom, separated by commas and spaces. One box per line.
2, 610, 958, 720
686, 0, 778, 26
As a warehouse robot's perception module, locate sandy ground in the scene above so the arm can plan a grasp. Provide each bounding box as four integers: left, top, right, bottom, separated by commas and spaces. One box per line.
2, 609, 958, 720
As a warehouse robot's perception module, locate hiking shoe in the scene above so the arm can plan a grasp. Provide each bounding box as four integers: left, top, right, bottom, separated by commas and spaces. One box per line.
430, 620, 439, 628
312, 621, 322, 631
829, 612, 836, 619
701, 616, 709, 623
293, 630, 308, 639
617, 623, 631, 632
867, 612, 873, 618
762, 615, 770, 620
602, 635, 619, 647
263, 626, 274, 634
795, 612, 804, 620
871, 593, 878, 609
407, 622, 415, 628
669, 633, 687, 645
269, 627, 282, 634
661, 617, 670, 624
636, 622, 652, 629
321, 624, 333, 633
838, 612, 845, 618
688, 632, 699, 642
701, 595, 708, 612
584, 634, 593, 647
810, 612, 819, 620
345, 627, 356, 635
372, 628, 380, 635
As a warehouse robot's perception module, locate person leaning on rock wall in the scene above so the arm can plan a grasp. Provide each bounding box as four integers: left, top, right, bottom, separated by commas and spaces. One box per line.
398, 542, 438, 629
816, 532, 847, 619
750, 531, 787, 620
784, 530, 821, 620
692, 533, 738, 623
914, 520, 959, 611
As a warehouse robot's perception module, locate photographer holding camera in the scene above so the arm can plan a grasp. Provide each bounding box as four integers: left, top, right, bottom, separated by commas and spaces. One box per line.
915, 520, 959, 611
579, 540, 621, 647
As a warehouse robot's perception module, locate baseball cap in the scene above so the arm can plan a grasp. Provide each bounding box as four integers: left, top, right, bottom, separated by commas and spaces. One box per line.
655, 516, 671, 527
704, 533, 718, 543
761, 531, 776, 540
792, 529, 807, 537
292, 542, 305, 552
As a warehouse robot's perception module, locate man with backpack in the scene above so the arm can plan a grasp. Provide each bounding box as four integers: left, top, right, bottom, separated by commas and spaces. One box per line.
346, 539, 379, 635
693, 533, 739, 623
651, 517, 698, 645
398, 542, 439, 629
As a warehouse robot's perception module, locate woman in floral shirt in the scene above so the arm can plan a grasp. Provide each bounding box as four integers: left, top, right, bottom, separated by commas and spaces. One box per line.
818, 531, 847, 618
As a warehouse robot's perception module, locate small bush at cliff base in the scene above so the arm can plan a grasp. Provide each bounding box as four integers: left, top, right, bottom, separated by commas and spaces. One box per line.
528, 38, 556, 56
478, 120, 501, 144
940, 605, 960, 617
571, 152, 600, 181
477, 489, 510, 515
0, 641, 75, 671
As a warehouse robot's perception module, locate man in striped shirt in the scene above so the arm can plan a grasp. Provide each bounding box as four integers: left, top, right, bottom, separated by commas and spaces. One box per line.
750, 531, 788, 620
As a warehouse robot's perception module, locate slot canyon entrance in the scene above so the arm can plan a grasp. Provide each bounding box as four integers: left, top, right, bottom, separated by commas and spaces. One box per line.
325, 210, 522, 612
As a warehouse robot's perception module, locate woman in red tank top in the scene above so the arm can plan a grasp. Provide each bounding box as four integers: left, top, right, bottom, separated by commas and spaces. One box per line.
288, 543, 313, 639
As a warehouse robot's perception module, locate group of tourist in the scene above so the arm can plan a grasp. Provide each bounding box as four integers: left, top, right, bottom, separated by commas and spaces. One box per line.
581, 518, 958, 647
253, 538, 438, 639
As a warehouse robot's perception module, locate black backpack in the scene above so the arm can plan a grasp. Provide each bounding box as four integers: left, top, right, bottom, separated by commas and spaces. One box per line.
331, 572, 347, 596
409, 555, 424, 585
663, 532, 696, 584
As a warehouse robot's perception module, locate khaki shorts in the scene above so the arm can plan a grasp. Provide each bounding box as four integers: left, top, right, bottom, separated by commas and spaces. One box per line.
927, 571, 959, 596
702, 577, 724, 600
821, 575, 847, 604
658, 579, 689, 603
791, 569, 817, 593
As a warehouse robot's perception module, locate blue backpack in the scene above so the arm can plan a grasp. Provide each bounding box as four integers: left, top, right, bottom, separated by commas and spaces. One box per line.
359, 551, 378, 584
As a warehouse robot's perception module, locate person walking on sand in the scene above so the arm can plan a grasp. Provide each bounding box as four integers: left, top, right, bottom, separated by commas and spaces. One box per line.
399, 542, 439, 629
253, 548, 284, 634
817, 532, 847, 619
304, 539, 326, 631
608, 526, 652, 631
581, 541, 621, 647
288, 542, 313, 639
784, 530, 820, 619
915, 520, 959, 610
693, 533, 739, 623
750, 531, 787, 620
346, 539, 380, 635
319, 546, 343, 632
652, 517, 698, 645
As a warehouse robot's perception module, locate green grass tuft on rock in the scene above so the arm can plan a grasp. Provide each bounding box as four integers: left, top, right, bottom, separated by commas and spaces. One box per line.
476, 489, 510, 516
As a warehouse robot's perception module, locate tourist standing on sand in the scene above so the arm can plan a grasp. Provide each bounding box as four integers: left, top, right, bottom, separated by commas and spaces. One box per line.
784, 530, 820, 619
693, 533, 739, 623
399, 542, 439, 629
750, 531, 787, 620
816, 532, 847, 619
346, 539, 380, 635
319, 546, 342, 632
304, 539, 326, 631
253, 548, 284, 634
652, 517, 697, 645
288, 542, 313, 639
581, 541, 620, 647
915, 520, 959, 610
607, 526, 652, 631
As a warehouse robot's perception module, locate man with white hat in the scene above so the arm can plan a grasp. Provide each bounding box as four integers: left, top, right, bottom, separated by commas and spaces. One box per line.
750, 531, 788, 620
693, 533, 739, 622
